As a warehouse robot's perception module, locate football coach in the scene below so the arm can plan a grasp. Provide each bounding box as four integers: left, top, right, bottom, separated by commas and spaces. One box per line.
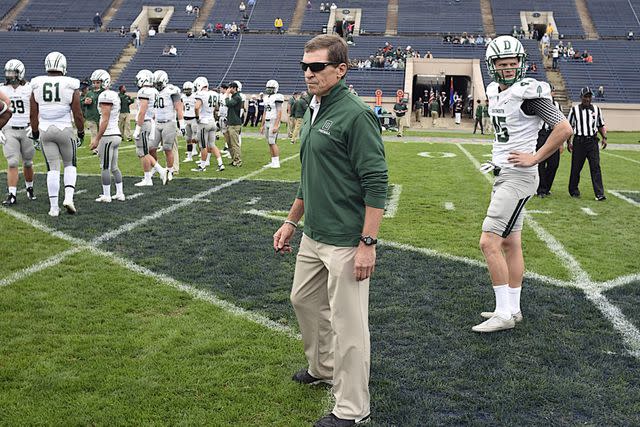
273, 34, 388, 427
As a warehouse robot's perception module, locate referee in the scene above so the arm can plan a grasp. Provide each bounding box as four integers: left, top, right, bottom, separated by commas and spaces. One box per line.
567, 87, 607, 200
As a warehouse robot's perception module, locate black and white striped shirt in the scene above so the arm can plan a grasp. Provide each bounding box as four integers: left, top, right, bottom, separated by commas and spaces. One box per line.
568, 103, 605, 137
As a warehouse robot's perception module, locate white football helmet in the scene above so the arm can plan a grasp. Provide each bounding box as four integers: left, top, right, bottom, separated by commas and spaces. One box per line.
135, 69, 154, 88
182, 81, 194, 95
194, 76, 208, 91
265, 79, 279, 95
233, 80, 243, 91
44, 51, 67, 75
485, 35, 527, 85
5, 59, 25, 83
90, 69, 111, 89
153, 70, 169, 90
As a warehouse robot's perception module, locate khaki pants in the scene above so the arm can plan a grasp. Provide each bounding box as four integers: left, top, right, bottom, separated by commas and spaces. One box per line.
288, 116, 295, 138
290, 234, 370, 420
225, 124, 242, 165
431, 111, 438, 126
414, 109, 422, 122
118, 113, 131, 140
291, 117, 303, 143
85, 120, 98, 140
172, 139, 180, 173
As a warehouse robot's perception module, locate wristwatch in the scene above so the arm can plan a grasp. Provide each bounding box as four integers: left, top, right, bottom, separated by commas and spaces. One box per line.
360, 235, 377, 246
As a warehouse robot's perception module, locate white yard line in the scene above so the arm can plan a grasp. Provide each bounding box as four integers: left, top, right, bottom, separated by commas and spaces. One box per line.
525, 209, 553, 214
0, 247, 83, 288
608, 190, 640, 207
126, 192, 145, 200
457, 142, 640, 359
75, 189, 87, 195
602, 151, 640, 165
581, 207, 598, 216
599, 272, 640, 292
384, 184, 402, 218
246, 197, 262, 205
444, 202, 455, 211
168, 197, 211, 203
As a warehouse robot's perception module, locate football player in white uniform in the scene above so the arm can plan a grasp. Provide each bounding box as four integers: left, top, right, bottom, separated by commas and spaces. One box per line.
88, 70, 124, 203
133, 69, 167, 186
191, 76, 224, 172
217, 83, 231, 157
260, 79, 284, 168
181, 81, 199, 162
473, 36, 573, 332
30, 52, 85, 216
152, 70, 184, 182
1, 59, 35, 205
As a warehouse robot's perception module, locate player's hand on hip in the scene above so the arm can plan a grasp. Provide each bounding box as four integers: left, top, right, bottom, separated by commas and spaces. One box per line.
354, 245, 376, 281
567, 142, 573, 153
508, 151, 537, 167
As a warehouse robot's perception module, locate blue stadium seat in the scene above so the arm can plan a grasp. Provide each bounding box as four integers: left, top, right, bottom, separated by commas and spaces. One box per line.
201, 0, 296, 32
397, 0, 484, 35
586, 0, 640, 37
490, 0, 584, 37
16, 0, 111, 31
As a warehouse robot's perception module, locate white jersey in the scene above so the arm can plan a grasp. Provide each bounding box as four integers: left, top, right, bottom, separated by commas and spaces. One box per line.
155, 84, 181, 122
137, 86, 158, 121
486, 77, 551, 171
0, 82, 32, 127
264, 93, 284, 121
182, 93, 196, 118
98, 89, 121, 135
218, 93, 228, 118
31, 75, 80, 130
195, 89, 218, 123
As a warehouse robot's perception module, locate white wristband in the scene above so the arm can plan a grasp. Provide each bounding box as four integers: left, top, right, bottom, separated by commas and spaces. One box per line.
284, 220, 297, 228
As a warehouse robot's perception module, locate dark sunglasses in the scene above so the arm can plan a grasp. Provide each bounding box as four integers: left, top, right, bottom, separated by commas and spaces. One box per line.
300, 61, 340, 72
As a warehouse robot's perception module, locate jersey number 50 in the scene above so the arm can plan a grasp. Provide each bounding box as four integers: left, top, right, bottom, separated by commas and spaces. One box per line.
492, 116, 509, 143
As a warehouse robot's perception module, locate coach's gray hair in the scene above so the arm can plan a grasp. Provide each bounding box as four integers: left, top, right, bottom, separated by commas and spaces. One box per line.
304, 35, 349, 67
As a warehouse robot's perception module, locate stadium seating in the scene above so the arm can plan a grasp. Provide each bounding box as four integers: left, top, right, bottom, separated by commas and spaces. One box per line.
201, 0, 296, 32
15, 0, 111, 31
0, 32, 130, 82
557, 40, 640, 102
0, 0, 19, 22
115, 34, 546, 96
109, 1, 202, 32
302, 0, 388, 33
490, 0, 584, 37
397, 0, 484, 35
586, 0, 640, 37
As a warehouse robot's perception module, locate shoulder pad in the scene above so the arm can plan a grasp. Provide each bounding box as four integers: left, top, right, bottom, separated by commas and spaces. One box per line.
485, 82, 500, 97
515, 78, 552, 100
274, 93, 284, 102
66, 77, 80, 90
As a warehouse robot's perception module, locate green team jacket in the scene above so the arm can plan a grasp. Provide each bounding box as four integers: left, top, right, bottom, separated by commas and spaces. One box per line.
81, 88, 103, 123
296, 80, 388, 247
119, 92, 134, 114
225, 92, 243, 125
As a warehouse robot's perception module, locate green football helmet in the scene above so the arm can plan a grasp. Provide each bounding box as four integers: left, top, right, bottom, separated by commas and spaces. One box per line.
485, 35, 527, 85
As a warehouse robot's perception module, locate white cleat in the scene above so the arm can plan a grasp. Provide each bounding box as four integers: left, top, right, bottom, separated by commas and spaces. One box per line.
159, 169, 168, 185
62, 199, 76, 215
134, 179, 153, 187
472, 315, 515, 333
481, 311, 523, 322
267, 163, 281, 169
167, 171, 174, 182
183, 157, 193, 163
191, 166, 207, 172
48, 208, 60, 217
113, 193, 126, 201
95, 195, 112, 203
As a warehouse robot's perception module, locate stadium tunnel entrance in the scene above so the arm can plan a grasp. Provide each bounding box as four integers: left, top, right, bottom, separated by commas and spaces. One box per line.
130, 5, 175, 38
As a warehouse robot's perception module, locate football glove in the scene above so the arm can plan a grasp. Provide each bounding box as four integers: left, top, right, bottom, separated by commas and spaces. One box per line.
77, 130, 85, 142
0, 130, 5, 145
75, 137, 83, 148
179, 119, 186, 136
479, 161, 497, 174
133, 124, 142, 139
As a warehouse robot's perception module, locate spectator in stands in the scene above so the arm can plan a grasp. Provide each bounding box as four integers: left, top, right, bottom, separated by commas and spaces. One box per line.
628, 30, 634, 41
546, 22, 554, 36
597, 85, 604, 99
119, 26, 127, 37
476, 35, 484, 45
133, 27, 141, 48
581, 49, 589, 60
511, 25, 518, 38
530, 62, 538, 73
468, 35, 476, 45
206, 23, 213, 33
223, 22, 232, 37
348, 84, 358, 96
187, 31, 195, 39
248, 0, 255, 6
148, 27, 156, 37
215, 22, 223, 33
540, 33, 550, 52
320, 2, 325, 12
307, 0, 312, 9
443, 33, 452, 43
169, 45, 177, 56
186, 3, 193, 14
274, 17, 284, 34
552, 46, 559, 69
193, 6, 200, 17
200, 29, 210, 38
162, 45, 171, 56
93, 13, 102, 32
230, 22, 239, 39
413, 97, 423, 124
484, 35, 492, 45
239, 1, 246, 14
424, 51, 433, 59
585, 53, 593, 63
118, 85, 134, 141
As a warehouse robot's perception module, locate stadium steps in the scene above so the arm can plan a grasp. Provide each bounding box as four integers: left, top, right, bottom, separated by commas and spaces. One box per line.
479, 0, 495, 36
385, 0, 397, 36
101, 0, 125, 30
0, 0, 29, 31
191, 0, 216, 34
109, 42, 137, 86
574, 0, 599, 40
540, 44, 571, 108
287, 0, 307, 34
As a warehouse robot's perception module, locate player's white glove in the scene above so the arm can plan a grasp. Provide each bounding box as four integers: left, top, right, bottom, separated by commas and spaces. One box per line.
479, 161, 497, 174
133, 124, 142, 139
179, 119, 186, 136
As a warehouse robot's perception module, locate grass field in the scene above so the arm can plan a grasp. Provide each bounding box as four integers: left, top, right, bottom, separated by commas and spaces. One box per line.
1, 128, 639, 425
